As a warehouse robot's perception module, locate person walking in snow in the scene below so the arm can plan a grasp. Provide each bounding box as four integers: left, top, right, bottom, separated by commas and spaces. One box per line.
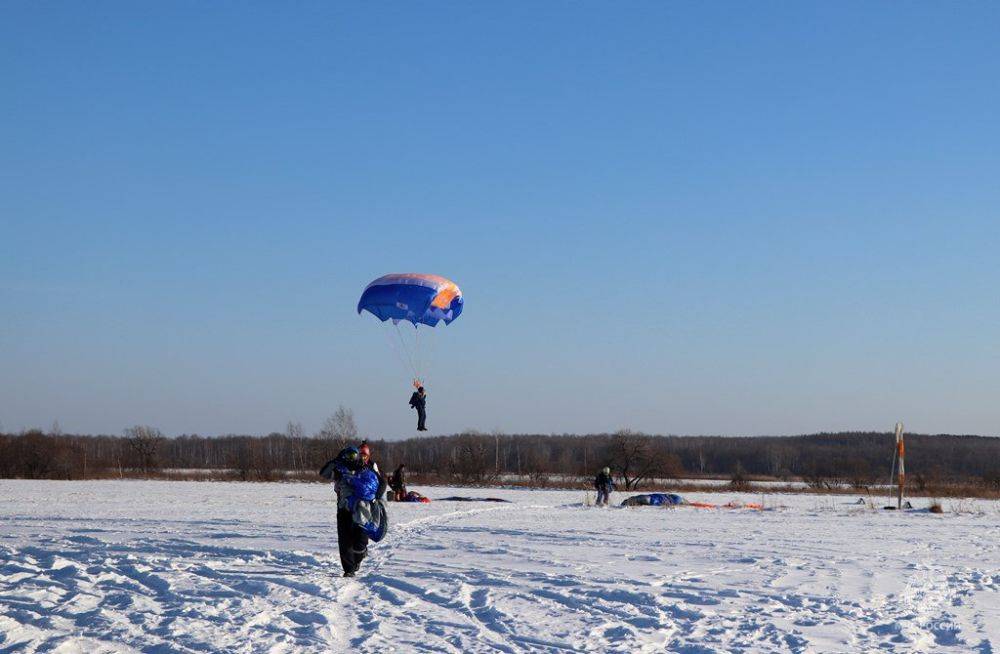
325, 446, 388, 577
594, 467, 615, 506
409, 386, 427, 431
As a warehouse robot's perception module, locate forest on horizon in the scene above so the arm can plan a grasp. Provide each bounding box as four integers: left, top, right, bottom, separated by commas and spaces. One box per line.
2, 419, 998, 493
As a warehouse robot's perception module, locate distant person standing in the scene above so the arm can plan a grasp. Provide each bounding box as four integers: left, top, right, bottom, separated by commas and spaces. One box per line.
594, 467, 615, 506
409, 386, 427, 431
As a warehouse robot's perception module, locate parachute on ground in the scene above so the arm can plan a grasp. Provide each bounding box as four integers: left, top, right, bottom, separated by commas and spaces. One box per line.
621, 493, 685, 507
620, 493, 764, 510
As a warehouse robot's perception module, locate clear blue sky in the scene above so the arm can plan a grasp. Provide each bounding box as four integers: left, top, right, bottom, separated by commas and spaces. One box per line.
3, 3, 999, 438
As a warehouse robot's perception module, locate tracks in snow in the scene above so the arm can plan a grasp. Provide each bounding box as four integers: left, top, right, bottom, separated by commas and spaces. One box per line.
1, 484, 997, 653
334, 505, 999, 654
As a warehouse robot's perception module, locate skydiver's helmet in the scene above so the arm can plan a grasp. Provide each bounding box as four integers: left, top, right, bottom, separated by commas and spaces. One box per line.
337, 446, 362, 471
359, 443, 371, 463
602, 467, 611, 475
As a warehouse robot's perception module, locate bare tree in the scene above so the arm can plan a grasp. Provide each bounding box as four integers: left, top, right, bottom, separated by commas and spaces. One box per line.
313, 406, 358, 465
729, 461, 751, 491
983, 466, 1000, 491
317, 406, 357, 442
448, 432, 497, 484
124, 425, 165, 475
520, 445, 550, 486
287, 421, 307, 470
844, 457, 874, 491
607, 429, 678, 490
913, 465, 943, 493
228, 436, 279, 481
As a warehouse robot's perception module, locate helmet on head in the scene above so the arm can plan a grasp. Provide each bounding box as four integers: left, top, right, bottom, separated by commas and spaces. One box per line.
338, 446, 361, 470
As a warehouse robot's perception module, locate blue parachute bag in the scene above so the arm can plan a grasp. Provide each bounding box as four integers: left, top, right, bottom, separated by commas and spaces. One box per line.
361, 500, 388, 542
348, 469, 379, 501
345, 469, 388, 542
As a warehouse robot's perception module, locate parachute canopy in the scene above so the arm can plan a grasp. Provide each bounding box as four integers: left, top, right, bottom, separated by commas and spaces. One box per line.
621, 493, 685, 507
357, 273, 464, 328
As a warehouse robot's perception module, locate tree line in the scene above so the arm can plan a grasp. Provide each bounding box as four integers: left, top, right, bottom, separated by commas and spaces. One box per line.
2, 417, 998, 491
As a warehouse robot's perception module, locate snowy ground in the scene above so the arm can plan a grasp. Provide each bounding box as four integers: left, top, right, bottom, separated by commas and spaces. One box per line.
1, 481, 997, 653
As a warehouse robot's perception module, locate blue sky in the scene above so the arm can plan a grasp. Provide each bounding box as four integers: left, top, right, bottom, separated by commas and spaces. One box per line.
2, 3, 999, 438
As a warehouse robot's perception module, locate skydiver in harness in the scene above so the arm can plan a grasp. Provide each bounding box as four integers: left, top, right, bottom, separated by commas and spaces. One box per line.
409, 386, 427, 431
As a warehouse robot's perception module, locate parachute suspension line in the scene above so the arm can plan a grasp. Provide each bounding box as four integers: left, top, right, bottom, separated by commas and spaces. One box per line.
380, 322, 408, 375
418, 323, 436, 385
413, 323, 432, 386
380, 320, 418, 382
392, 320, 421, 383
414, 323, 422, 385
358, 273, 463, 388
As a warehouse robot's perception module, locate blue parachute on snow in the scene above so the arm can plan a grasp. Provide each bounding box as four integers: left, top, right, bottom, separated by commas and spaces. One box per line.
621, 493, 685, 507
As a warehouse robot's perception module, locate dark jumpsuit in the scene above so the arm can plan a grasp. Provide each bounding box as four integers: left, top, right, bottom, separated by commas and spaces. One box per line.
409, 391, 427, 430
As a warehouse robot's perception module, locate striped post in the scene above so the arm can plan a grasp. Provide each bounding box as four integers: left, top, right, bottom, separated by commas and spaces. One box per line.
895, 422, 905, 509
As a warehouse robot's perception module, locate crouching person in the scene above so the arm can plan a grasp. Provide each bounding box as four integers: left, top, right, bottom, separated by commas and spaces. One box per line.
321, 446, 389, 577
389, 464, 407, 501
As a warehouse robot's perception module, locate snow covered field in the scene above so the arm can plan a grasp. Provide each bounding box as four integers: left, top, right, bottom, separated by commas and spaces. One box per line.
1, 481, 997, 653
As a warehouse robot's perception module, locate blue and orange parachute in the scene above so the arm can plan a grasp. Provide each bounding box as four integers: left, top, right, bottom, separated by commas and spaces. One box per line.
357, 273, 463, 327
358, 273, 463, 386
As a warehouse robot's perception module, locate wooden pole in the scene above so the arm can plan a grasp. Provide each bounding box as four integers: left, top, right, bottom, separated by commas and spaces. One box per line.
895, 422, 905, 509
